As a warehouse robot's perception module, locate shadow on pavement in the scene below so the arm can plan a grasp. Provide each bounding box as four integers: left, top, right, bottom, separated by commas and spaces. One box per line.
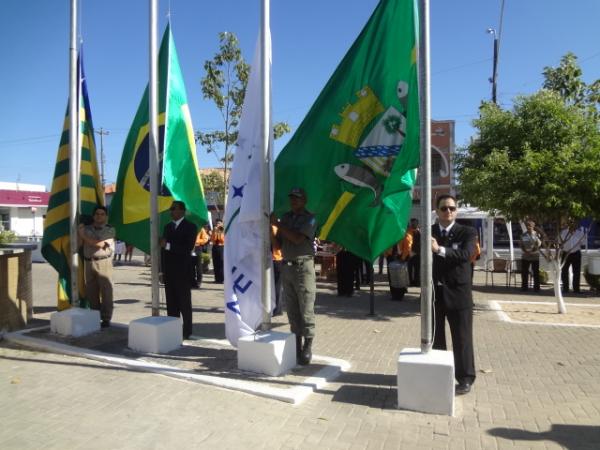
0, 351, 135, 373
33, 306, 58, 314
114, 299, 141, 304
488, 424, 600, 450
192, 322, 225, 339
474, 284, 552, 296
331, 384, 396, 409
115, 281, 152, 287
314, 291, 421, 321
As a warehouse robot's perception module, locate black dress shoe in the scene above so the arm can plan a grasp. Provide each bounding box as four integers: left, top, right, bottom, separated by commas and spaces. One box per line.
101, 320, 110, 328
455, 382, 472, 395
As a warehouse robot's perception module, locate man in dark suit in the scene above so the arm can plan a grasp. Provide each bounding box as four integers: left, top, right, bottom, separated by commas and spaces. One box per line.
160, 200, 198, 339
431, 194, 477, 395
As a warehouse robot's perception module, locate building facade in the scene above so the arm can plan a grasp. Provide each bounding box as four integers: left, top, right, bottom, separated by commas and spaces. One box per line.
410, 119, 456, 219
0, 182, 49, 237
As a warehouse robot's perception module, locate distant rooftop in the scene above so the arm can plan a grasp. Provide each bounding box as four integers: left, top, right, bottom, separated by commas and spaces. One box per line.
0, 181, 46, 192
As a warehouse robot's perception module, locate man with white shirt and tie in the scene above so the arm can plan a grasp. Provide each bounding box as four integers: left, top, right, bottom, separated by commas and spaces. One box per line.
560, 219, 586, 294
160, 200, 198, 339
431, 194, 477, 395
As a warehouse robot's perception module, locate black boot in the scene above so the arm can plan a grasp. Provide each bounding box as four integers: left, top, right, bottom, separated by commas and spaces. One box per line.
295, 335, 302, 364
299, 338, 313, 365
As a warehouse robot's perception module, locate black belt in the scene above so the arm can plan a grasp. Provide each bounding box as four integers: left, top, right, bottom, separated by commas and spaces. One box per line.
282, 258, 313, 266
85, 255, 111, 261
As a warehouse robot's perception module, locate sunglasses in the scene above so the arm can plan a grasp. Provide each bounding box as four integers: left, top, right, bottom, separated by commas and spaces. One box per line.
439, 206, 457, 212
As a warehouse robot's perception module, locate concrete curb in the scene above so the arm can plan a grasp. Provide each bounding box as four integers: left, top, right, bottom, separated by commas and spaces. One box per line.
5, 326, 351, 405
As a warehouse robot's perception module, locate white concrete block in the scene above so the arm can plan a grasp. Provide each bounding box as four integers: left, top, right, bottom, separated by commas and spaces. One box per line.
128, 316, 182, 354
50, 308, 101, 337
238, 331, 296, 377
397, 347, 455, 416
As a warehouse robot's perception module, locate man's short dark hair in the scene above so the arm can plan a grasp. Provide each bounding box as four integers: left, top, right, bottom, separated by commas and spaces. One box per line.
93, 205, 108, 215
171, 200, 186, 211
436, 194, 457, 209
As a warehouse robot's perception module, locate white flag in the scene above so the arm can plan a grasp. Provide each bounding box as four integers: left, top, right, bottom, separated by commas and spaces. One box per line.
223, 27, 273, 347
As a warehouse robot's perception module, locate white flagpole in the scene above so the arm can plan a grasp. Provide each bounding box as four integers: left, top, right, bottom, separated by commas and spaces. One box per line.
68, 0, 80, 307
419, 0, 433, 353
260, 0, 273, 330
149, 0, 160, 315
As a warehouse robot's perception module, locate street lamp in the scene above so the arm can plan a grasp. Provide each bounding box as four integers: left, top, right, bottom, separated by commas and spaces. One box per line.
486, 28, 498, 104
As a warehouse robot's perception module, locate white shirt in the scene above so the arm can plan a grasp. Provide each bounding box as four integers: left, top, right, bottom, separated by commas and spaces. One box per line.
561, 227, 585, 254
165, 217, 185, 251
173, 217, 184, 229
436, 222, 455, 257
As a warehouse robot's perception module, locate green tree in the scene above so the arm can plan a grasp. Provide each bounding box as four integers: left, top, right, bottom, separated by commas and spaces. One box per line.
196, 32, 290, 204
543, 52, 600, 120
457, 56, 600, 313
200, 170, 226, 212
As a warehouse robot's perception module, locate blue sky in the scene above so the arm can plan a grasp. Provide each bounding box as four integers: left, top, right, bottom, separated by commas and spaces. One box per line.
1, 0, 598, 189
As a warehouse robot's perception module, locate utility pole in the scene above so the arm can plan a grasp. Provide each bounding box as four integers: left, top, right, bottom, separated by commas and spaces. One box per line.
487, 0, 505, 105
486, 28, 498, 104
95, 127, 109, 190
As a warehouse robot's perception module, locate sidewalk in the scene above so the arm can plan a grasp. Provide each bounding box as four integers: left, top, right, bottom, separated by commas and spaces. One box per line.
1, 259, 599, 449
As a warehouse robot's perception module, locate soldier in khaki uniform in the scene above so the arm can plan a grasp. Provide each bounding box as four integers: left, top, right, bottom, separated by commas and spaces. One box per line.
79, 206, 115, 328
271, 188, 317, 365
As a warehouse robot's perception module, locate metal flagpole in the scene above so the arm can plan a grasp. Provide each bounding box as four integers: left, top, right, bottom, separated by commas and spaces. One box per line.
418, 0, 433, 354
68, 0, 80, 307
149, 0, 160, 316
260, 0, 273, 330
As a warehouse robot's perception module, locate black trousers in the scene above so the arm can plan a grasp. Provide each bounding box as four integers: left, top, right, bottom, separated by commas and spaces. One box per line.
212, 245, 224, 283
408, 254, 420, 286
521, 259, 540, 290
273, 260, 282, 313
359, 259, 372, 285
337, 250, 358, 296
192, 247, 203, 287
433, 288, 476, 385
561, 250, 581, 292
164, 270, 192, 338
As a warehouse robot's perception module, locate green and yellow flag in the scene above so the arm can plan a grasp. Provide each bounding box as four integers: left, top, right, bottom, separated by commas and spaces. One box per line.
110, 24, 208, 252
274, 0, 420, 261
41, 54, 104, 310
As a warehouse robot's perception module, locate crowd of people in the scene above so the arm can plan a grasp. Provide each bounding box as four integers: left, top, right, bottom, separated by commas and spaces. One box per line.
79, 188, 589, 394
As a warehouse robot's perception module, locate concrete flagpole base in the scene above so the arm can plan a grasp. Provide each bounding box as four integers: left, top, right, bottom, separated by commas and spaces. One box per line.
397, 347, 455, 416
238, 331, 296, 376
50, 308, 100, 337
128, 316, 182, 353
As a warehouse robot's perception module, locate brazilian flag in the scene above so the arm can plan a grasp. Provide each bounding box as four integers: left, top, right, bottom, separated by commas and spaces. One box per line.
41, 53, 104, 310
274, 0, 420, 262
110, 24, 208, 253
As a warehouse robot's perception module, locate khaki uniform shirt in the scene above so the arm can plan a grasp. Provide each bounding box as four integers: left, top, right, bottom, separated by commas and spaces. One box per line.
82, 224, 115, 259
279, 209, 317, 260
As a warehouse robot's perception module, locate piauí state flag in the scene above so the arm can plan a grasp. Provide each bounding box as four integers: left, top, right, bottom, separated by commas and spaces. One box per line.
110, 24, 208, 252
41, 53, 104, 310
223, 28, 274, 346
274, 0, 420, 262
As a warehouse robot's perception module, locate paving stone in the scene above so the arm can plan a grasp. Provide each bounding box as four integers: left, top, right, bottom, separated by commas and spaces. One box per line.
2, 262, 600, 448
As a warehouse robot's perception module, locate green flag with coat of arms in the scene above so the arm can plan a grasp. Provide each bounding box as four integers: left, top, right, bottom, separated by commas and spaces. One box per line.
274, 0, 420, 262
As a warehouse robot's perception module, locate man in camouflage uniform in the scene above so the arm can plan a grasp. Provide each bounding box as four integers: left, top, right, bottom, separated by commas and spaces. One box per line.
272, 188, 317, 365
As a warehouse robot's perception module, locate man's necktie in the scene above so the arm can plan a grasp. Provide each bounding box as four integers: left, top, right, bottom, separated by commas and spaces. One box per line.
441, 229, 447, 245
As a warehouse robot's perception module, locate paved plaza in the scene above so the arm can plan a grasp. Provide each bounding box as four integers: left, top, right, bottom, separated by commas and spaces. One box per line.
1, 257, 600, 449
